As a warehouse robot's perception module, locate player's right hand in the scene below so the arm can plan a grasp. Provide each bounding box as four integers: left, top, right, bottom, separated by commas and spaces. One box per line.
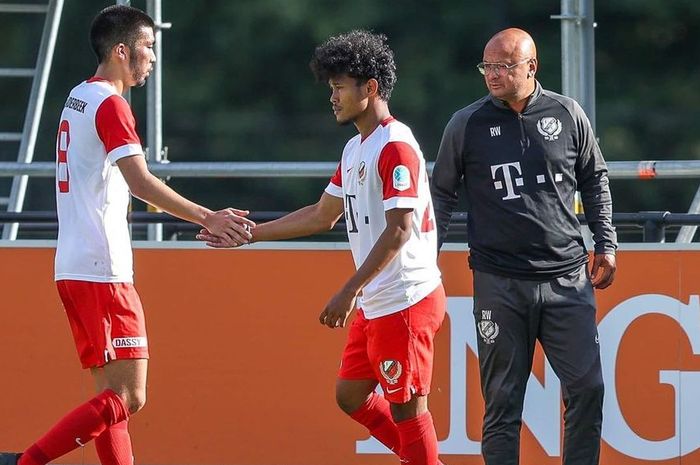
196, 228, 233, 248
201, 208, 255, 247
590, 253, 616, 289
319, 288, 356, 329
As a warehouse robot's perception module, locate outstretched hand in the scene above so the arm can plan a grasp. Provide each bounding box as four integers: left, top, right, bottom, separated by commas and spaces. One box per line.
590, 253, 616, 289
198, 208, 255, 248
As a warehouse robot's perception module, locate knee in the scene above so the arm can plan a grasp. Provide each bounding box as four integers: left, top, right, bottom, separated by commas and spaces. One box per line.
486, 386, 522, 412
579, 378, 604, 401
123, 388, 147, 414
336, 388, 365, 415
565, 374, 604, 406
335, 379, 378, 415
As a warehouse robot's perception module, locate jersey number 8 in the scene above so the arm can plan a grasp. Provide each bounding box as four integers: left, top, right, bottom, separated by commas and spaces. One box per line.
56, 120, 70, 193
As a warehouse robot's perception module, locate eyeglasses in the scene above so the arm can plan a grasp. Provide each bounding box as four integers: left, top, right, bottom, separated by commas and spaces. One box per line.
477, 58, 532, 76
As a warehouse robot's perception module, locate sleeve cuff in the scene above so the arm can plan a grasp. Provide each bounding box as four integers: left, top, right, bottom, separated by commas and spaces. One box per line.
324, 182, 342, 198
594, 244, 617, 255
384, 196, 419, 211
107, 144, 144, 165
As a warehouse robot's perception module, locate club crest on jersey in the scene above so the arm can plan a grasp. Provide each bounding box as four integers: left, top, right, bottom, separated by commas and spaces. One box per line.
393, 165, 410, 191
537, 117, 562, 141
477, 320, 499, 344
379, 360, 402, 385
358, 161, 367, 185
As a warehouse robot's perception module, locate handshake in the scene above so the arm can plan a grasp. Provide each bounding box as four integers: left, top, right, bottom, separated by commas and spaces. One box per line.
196, 207, 255, 248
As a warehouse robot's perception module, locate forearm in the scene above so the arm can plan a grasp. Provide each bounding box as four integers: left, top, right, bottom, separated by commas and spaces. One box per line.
131, 174, 210, 226
580, 172, 617, 253
253, 204, 337, 242
341, 226, 409, 297
431, 184, 458, 250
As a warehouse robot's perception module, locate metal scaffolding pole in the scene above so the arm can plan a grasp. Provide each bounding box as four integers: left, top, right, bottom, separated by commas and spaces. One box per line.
552, 0, 596, 131
116, 0, 131, 103
146, 0, 171, 240
676, 189, 700, 243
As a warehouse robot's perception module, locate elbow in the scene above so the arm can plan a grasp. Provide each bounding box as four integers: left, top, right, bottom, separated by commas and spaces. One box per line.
312, 201, 342, 232
326, 213, 344, 231
126, 175, 153, 202
395, 226, 412, 247
128, 181, 148, 201
400, 228, 412, 245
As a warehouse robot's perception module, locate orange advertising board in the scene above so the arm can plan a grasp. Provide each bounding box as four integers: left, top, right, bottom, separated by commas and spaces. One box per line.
1, 245, 699, 465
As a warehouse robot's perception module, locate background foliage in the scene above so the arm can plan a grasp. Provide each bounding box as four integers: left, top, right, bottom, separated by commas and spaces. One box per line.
1, 0, 699, 237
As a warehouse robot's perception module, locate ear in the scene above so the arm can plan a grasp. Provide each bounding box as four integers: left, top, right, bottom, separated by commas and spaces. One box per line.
115, 43, 129, 62
366, 78, 379, 97
528, 58, 538, 78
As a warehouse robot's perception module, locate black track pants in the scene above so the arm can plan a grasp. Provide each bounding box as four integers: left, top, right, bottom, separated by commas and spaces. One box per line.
473, 265, 604, 465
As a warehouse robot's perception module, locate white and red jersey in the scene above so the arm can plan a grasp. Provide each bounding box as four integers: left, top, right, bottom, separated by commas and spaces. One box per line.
325, 117, 441, 319
54, 77, 144, 283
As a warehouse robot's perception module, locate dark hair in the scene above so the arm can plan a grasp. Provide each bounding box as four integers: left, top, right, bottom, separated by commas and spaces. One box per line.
310, 30, 397, 101
89, 5, 154, 64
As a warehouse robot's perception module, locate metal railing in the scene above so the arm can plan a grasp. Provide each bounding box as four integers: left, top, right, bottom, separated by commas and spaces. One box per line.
2, 159, 700, 243
2, 160, 700, 179
1, 210, 697, 244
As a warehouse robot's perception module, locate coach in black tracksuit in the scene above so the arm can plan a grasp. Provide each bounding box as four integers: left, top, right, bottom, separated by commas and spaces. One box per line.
431, 28, 617, 465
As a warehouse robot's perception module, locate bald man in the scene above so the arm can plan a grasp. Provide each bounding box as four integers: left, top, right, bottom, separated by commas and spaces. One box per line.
431, 28, 617, 465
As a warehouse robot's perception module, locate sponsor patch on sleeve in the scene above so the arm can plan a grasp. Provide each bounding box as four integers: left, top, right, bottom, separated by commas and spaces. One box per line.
392, 165, 411, 191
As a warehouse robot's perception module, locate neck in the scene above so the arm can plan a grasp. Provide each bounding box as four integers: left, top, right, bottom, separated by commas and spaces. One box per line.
507, 97, 529, 114
354, 100, 391, 139
506, 81, 536, 113
94, 63, 127, 95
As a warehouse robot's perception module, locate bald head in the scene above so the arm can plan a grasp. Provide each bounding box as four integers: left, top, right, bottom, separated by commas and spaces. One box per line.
484, 28, 537, 62
481, 28, 538, 111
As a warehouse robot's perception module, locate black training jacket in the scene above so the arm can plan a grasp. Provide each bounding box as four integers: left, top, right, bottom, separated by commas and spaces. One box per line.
431, 81, 617, 279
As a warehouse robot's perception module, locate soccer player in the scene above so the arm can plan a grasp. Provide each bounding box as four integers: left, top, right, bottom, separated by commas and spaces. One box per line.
199, 30, 446, 465
431, 28, 616, 465
0, 6, 253, 465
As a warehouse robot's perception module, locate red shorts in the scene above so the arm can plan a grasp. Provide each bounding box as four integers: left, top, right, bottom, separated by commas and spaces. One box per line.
339, 284, 446, 403
57, 280, 149, 369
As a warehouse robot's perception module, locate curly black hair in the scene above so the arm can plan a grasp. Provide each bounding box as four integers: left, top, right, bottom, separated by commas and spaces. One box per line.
310, 30, 397, 101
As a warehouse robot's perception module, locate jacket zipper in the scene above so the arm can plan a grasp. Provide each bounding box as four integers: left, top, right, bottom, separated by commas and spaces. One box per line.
518, 113, 529, 156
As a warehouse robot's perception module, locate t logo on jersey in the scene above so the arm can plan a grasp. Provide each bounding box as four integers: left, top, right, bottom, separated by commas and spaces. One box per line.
491, 162, 523, 200
393, 165, 411, 191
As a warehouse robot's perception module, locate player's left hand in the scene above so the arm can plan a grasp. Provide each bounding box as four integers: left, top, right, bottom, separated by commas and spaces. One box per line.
590, 253, 616, 289
319, 288, 356, 329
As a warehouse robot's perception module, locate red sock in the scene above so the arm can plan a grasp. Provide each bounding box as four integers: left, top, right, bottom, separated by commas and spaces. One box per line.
19, 389, 129, 465
95, 420, 133, 465
396, 411, 439, 465
349, 393, 401, 453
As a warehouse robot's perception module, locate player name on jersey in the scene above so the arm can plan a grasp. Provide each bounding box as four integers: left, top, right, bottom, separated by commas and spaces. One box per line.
64, 96, 88, 113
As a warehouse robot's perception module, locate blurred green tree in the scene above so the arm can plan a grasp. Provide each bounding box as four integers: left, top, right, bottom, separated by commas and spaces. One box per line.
1, 0, 698, 236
